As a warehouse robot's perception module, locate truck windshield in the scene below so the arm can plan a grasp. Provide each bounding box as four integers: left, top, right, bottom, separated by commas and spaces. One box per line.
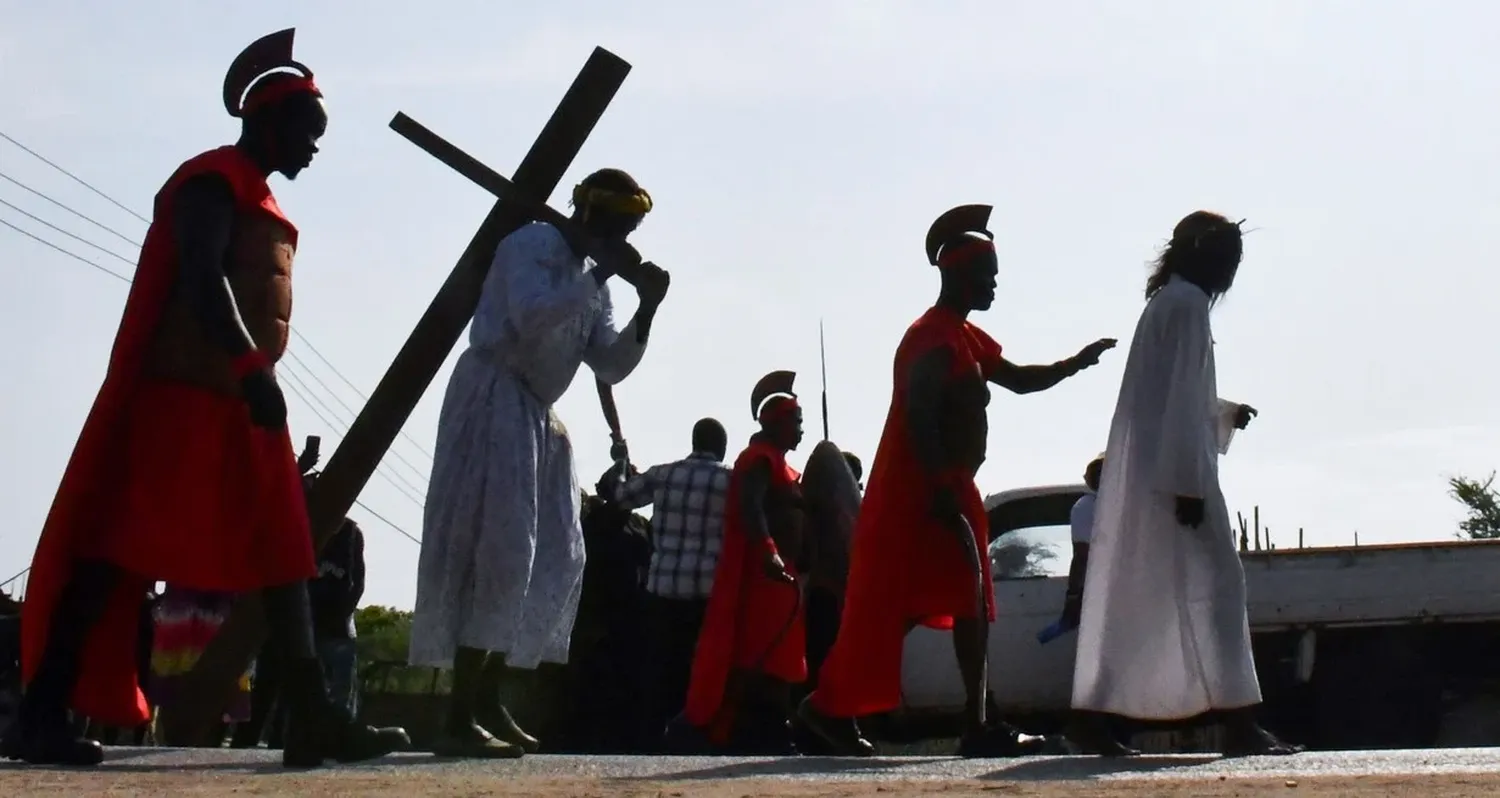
986, 490, 1083, 580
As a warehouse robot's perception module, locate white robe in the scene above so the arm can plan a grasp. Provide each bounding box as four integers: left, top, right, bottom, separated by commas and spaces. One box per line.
1070, 275, 1260, 720
409, 222, 647, 670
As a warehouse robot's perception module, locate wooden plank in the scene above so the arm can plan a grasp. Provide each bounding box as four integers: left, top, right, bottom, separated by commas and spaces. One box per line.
156, 47, 632, 744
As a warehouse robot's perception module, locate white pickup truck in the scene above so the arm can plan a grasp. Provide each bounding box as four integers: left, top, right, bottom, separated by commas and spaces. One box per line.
885, 483, 1500, 751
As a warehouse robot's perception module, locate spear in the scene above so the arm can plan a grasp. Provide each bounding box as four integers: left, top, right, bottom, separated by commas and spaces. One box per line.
819, 319, 831, 441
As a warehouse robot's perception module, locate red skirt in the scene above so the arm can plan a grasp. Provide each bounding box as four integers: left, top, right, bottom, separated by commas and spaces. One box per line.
80, 379, 316, 590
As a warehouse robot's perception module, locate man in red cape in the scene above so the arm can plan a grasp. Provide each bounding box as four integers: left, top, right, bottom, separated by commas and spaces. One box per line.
798, 204, 1117, 758
680, 371, 808, 754
2, 29, 407, 768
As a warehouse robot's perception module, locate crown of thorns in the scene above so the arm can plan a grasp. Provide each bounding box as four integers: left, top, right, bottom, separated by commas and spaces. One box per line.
1174, 218, 1248, 249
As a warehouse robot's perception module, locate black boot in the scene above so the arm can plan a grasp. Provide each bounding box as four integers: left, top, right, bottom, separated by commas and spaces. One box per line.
279, 657, 410, 768
795, 697, 876, 757
1, 702, 104, 767
2, 559, 121, 767
474, 656, 540, 753
431, 648, 522, 759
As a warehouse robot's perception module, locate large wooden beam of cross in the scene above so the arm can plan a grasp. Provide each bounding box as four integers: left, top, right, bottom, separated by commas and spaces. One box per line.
155, 47, 632, 744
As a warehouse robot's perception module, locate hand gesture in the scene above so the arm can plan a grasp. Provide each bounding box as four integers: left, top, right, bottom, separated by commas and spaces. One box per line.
626, 261, 670, 308
240, 370, 288, 430
764, 549, 795, 584
609, 437, 630, 464
1073, 338, 1118, 369
1233, 403, 1258, 430
1174, 495, 1206, 529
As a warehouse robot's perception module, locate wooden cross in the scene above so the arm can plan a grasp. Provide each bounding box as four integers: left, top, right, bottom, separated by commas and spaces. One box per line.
156, 47, 633, 744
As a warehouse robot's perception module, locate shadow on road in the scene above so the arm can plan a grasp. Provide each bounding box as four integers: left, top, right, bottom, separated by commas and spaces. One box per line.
618, 756, 916, 781
982, 754, 1220, 781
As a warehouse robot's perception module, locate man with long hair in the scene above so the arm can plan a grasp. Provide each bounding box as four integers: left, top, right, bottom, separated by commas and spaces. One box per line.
1069, 210, 1298, 757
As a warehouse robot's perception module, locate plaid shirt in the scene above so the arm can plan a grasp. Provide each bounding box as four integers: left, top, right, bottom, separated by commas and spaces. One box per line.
616, 451, 731, 599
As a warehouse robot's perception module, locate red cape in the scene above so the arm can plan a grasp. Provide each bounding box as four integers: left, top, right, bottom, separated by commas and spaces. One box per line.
809, 306, 1001, 719
21, 146, 313, 727
683, 439, 807, 744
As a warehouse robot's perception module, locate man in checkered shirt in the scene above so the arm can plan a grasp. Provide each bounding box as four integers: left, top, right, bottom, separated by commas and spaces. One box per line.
613, 418, 731, 749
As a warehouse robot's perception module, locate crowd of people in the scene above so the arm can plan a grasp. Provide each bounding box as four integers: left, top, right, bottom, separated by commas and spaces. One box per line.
5, 28, 1302, 768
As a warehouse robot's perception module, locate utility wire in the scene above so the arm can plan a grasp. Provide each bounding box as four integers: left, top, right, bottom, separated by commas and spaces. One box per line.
0, 130, 150, 224
0, 132, 437, 467
0, 191, 427, 543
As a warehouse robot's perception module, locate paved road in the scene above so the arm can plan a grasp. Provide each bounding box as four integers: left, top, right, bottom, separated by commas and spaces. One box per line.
32, 745, 1500, 782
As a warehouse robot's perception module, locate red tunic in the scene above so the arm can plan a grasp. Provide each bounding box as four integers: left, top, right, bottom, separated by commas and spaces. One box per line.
808, 306, 1003, 719
683, 438, 807, 744
20, 146, 317, 728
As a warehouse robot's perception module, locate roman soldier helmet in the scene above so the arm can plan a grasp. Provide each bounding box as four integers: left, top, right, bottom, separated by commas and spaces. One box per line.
223, 28, 321, 119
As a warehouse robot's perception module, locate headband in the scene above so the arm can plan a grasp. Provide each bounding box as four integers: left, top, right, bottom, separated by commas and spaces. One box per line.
572, 183, 654, 222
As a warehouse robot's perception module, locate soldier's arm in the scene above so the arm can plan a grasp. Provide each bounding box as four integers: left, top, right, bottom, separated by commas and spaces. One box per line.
986, 356, 1083, 395
905, 346, 957, 476
738, 459, 773, 546
170, 174, 257, 357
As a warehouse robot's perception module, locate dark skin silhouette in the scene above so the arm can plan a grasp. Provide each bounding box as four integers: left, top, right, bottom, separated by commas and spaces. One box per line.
441, 168, 672, 759
713, 400, 805, 753
904, 232, 1115, 756
3, 79, 407, 769
738, 402, 806, 584
174, 76, 328, 430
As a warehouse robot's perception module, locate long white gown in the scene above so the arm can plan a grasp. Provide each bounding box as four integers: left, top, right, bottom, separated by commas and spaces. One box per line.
409, 222, 647, 670
1070, 275, 1261, 720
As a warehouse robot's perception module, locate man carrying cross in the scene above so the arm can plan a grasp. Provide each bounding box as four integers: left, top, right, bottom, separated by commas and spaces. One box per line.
410, 168, 671, 758
3, 30, 408, 768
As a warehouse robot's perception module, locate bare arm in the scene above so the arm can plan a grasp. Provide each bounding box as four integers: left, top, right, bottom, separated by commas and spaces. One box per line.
986, 355, 1081, 395
905, 347, 958, 477
906, 348, 982, 562
738, 459, 773, 545
170, 174, 255, 357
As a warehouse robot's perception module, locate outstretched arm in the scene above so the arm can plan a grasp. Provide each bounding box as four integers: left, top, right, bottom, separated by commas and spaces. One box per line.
986, 337, 1116, 395
171, 174, 255, 357
986, 356, 1083, 395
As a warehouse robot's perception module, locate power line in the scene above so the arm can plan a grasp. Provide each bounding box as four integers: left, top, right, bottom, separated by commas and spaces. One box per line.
276, 364, 428, 510
354, 499, 422, 545
0, 130, 150, 225
0, 198, 435, 483
283, 348, 433, 484
277, 358, 430, 505
0, 141, 438, 466
0, 170, 142, 247
0, 218, 129, 285
0, 127, 436, 540
0, 206, 426, 543
0, 196, 137, 265
289, 328, 436, 465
